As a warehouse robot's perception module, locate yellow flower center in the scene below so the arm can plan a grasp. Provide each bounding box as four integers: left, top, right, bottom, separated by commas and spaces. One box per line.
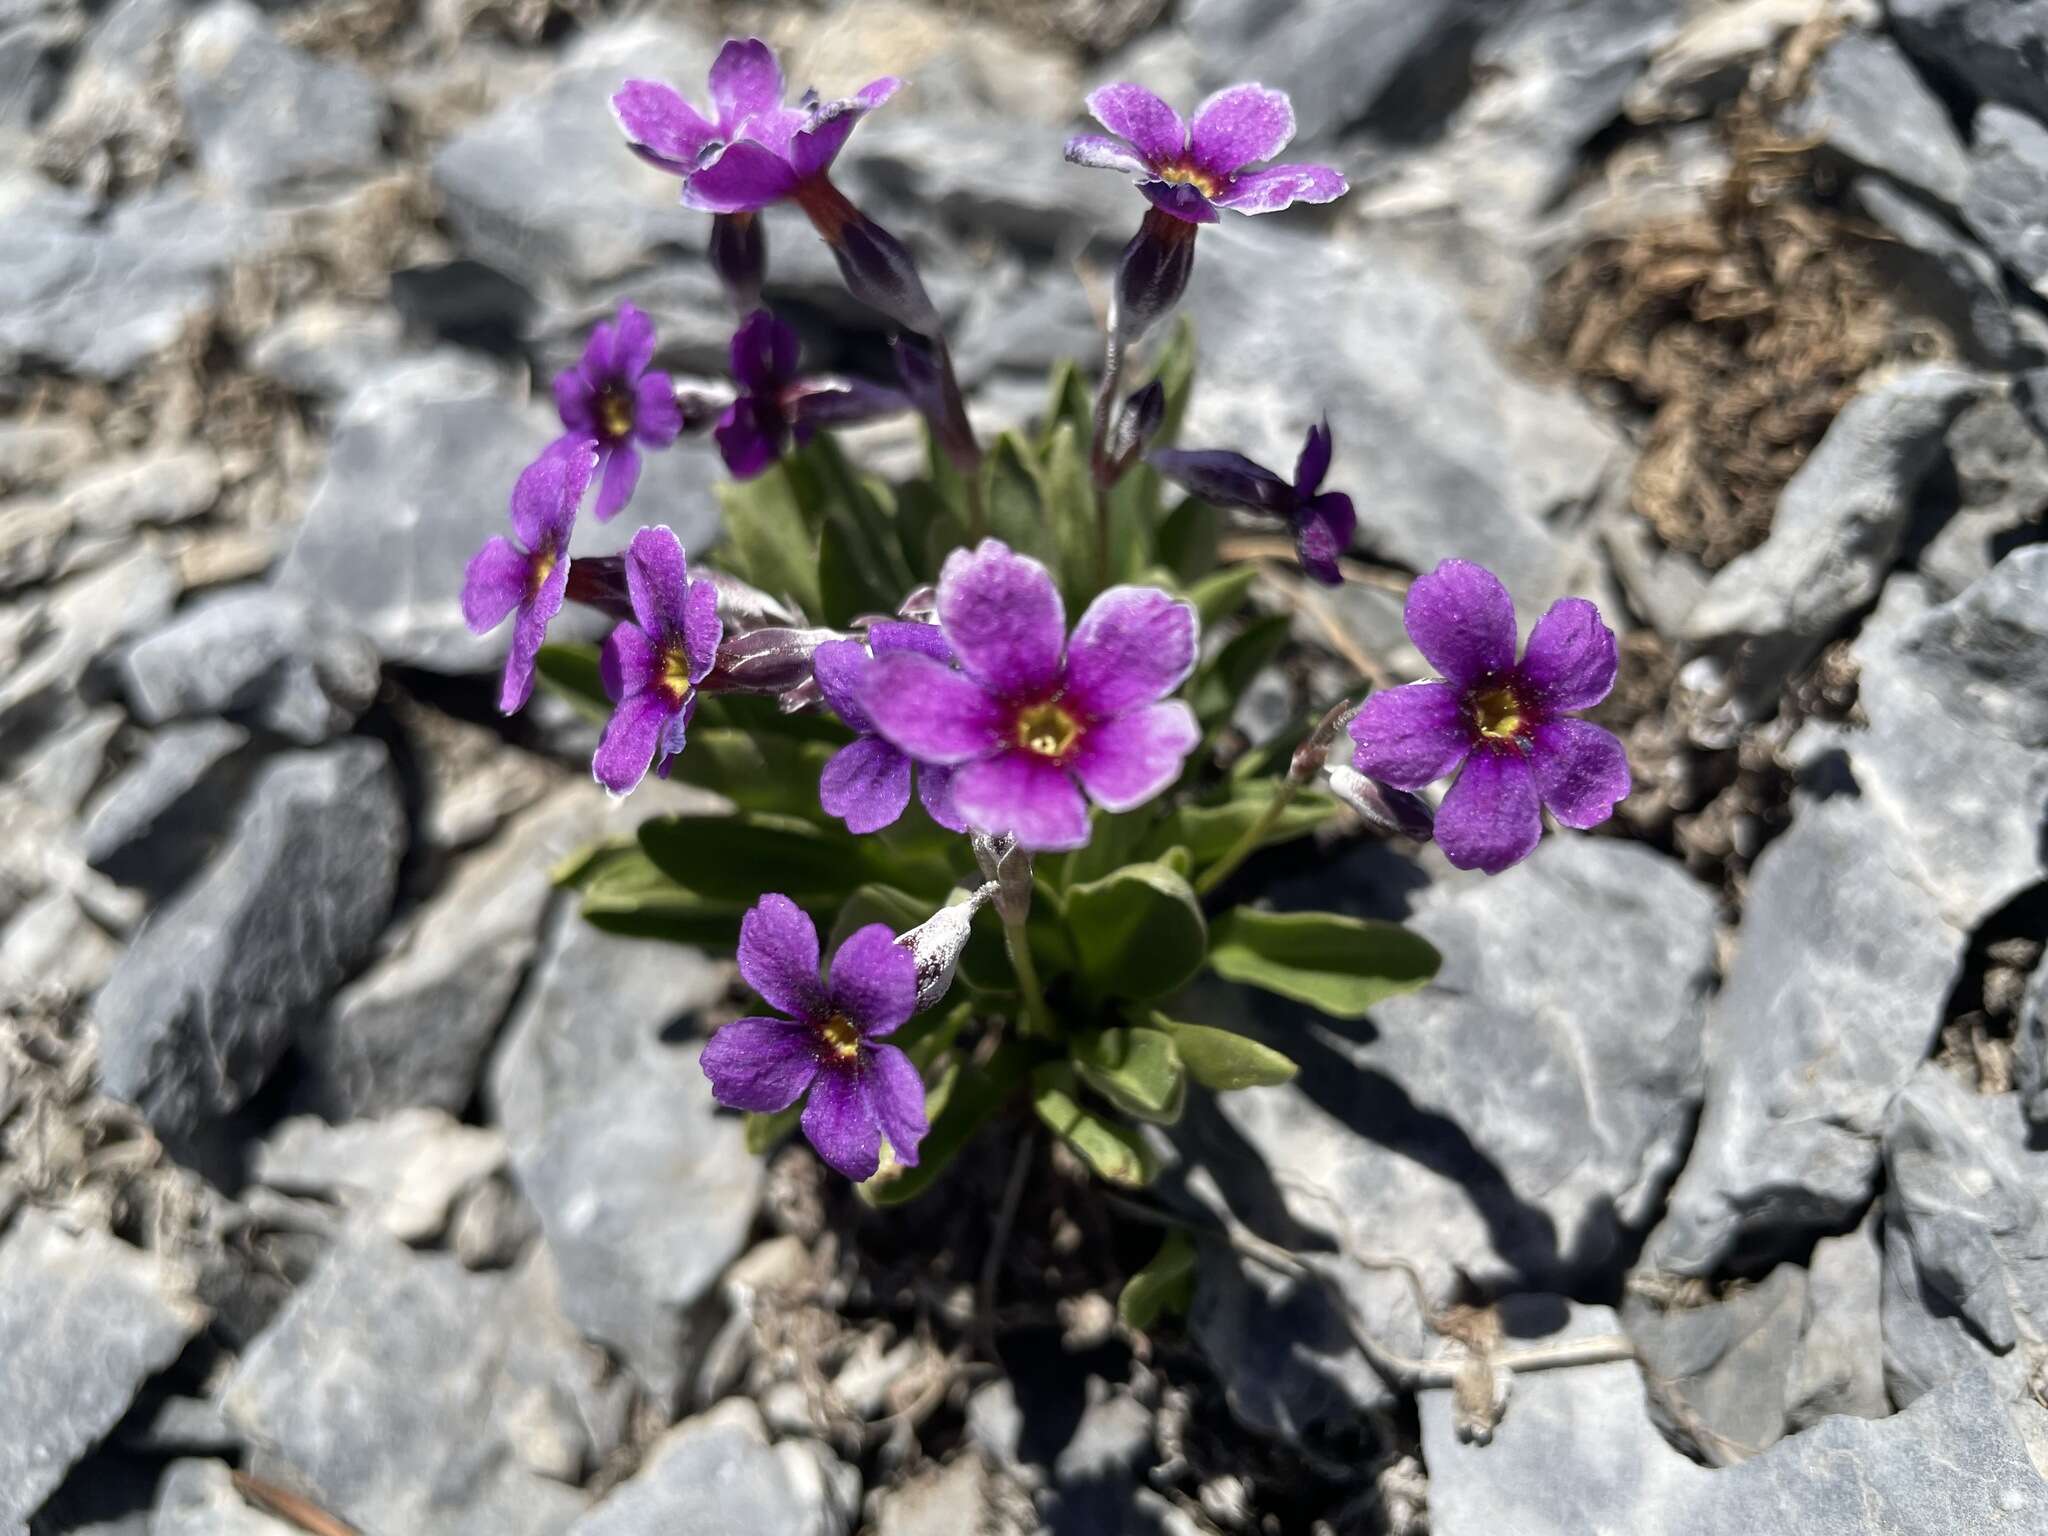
598, 386, 636, 442
661, 644, 694, 701
1015, 701, 1082, 760
819, 1012, 862, 1061
527, 542, 558, 599
1470, 685, 1525, 742
1157, 161, 1223, 198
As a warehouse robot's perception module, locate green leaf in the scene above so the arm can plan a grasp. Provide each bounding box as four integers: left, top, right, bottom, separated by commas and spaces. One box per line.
1063, 862, 1207, 1001
716, 464, 822, 618
1186, 564, 1260, 629
535, 642, 611, 722
895, 478, 971, 580
1073, 1026, 1186, 1124
1150, 1014, 1299, 1090
1055, 806, 1155, 890
1207, 908, 1441, 1019
693, 693, 851, 743
1031, 1063, 1158, 1186
865, 1040, 1033, 1205
1118, 1229, 1197, 1330
1150, 784, 1339, 866
1040, 357, 1094, 455
1045, 422, 1099, 608
1154, 494, 1220, 583
639, 812, 869, 904
1143, 315, 1198, 444
745, 1106, 801, 1155
818, 514, 896, 628
980, 431, 1055, 564
1191, 612, 1292, 729
669, 730, 841, 819
575, 850, 748, 945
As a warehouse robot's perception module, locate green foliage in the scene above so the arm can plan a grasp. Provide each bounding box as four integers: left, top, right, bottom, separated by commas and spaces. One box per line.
864, 1040, 1034, 1206
1118, 1229, 1197, 1330
1150, 781, 1338, 868
1073, 1025, 1186, 1124
535, 642, 611, 721
1148, 1014, 1299, 1090
1063, 862, 1207, 1001
1208, 908, 1442, 1018
1031, 1063, 1158, 1186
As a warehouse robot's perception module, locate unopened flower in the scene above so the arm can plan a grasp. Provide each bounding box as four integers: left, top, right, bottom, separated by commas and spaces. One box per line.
1152, 419, 1356, 585
715, 310, 907, 478
1065, 83, 1346, 225
462, 439, 596, 714
813, 622, 966, 835
863, 540, 1199, 852
592, 526, 724, 795
898, 883, 994, 1013
552, 303, 683, 521
700, 894, 929, 1180
1347, 560, 1630, 874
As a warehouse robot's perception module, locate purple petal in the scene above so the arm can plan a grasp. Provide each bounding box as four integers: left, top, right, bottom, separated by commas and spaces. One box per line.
1347, 682, 1473, 790
820, 736, 912, 834
936, 538, 1066, 702
624, 524, 691, 639
612, 80, 719, 174
868, 619, 952, 663
784, 377, 910, 433
684, 140, 800, 213
787, 79, 901, 182
553, 368, 597, 433
828, 923, 918, 1035
739, 892, 827, 1019
865, 1043, 930, 1167
708, 38, 784, 132
1515, 598, 1619, 714
1071, 700, 1199, 812
730, 309, 800, 395
581, 316, 619, 381
736, 103, 805, 158
863, 652, 1006, 764
1141, 180, 1220, 224
1528, 719, 1630, 830
501, 549, 568, 714
509, 441, 582, 549
811, 638, 874, 730
916, 764, 966, 832
1190, 84, 1295, 176
1086, 82, 1186, 167
1293, 418, 1332, 495
675, 585, 717, 689
1435, 746, 1542, 875
1293, 492, 1354, 586
461, 537, 529, 634
1146, 449, 1292, 513
612, 302, 656, 382
714, 397, 786, 479
653, 689, 695, 779
700, 1016, 821, 1112
594, 443, 642, 522
951, 750, 1092, 852
801, 1058, 882, 1180
634, 372, 683, 445
1064, 133, 1152, 178
592, 690, 673, 795
1404, 559, 1518, 689
599, 621, 657, 702
1212, 162, 1348, 216
1064, 586, 1197, 720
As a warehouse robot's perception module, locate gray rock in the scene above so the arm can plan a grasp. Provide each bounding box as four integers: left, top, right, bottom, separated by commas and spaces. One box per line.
1184, 222, 1621, 611
150, 1461, 294, 1536
276, 358, 722, 673
176, 0, 384, 197
0, 176, 268, 379
0, 420, 95, 491
431, 19, 713, 292
1916, 390, 2048, 599
60, 448, 221, 537
1881, 1065, 2048, 1408
2017, 948, 2048, 1127
0, 19, 65, 144
247, 303, 410, 400
1786, 1208, 1889, 1427
874, 1455, 987, 1536
253, 1110, 506, 1243
82, 720, 250, 896
1626, 1265, 1805, 1459
1962, 103, 2048, 294
1784, 30, 1969, 208
1849, 175, 2037, 367
953, 267, 1103, 388
1889, 0, 2048, 126
14, 705, 123, 817
0, 889, 120, 1003
1185, 836, 1717, 1436
120, 588, 379, 746
1683, 365, 1980, 712
94, 740, 405, 1135
223, 1229, 617, 1536
1649, 793, 1964, 1276
565, 1403, 853, 1536
0, 1211, 205, 1531
0, 547, 178, 755
488, 913, 759, 1404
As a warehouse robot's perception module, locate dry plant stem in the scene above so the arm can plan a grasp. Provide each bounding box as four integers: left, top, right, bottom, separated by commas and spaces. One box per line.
230, 1474, 362, 1536
1004, 916, 1056, 1037
976, 1129, 1037, 1357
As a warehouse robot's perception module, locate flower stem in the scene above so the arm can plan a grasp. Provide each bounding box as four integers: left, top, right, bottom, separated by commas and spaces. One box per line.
1192, 776, 1303, 898
1003, 915, 1057, 1038
1090, 329, 1126, 588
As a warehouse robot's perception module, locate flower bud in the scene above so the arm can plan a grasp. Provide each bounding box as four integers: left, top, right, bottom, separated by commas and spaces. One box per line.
895, 882, 995, 1013
706, 569, 801, 631
1326, 765, 1436, 842
709, 211, 766, 313
1106, 380, 1166, 478
896, 585, 938, 620
892, 333, 979, 475
563, 555, 632, 621
971, 833, 1033, 924
793, 176, 940, 335
1111, 206, 1198, 348
700, 626, 841, 694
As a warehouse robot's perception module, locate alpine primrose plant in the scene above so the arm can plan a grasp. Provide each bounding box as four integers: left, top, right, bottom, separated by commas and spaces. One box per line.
464, 38, 1634, 1248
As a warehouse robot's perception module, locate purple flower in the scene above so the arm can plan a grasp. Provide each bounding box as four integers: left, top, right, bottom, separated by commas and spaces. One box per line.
1151, 419, 1357, 585
462, 439, 596, 714
553, 303, 683, 521
813, 623, 967, 835
613, 37, 900, 215
715, 309, 908, 479
592, 526, 724, 796
700, 894, 929, 1181
1347, 560, 1631, 875
861, 540, 1200, 852
1065, 82, 1347, 225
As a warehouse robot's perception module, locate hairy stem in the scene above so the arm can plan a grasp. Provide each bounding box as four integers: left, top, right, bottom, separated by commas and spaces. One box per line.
1089, 329, 1126, 588
1003, 916, 1056, 1037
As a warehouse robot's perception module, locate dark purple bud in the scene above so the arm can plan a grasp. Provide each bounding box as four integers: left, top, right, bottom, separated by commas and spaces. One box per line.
709, 211, 767, 313
793, 176, 940, 335
700, 626, 842, 694
897, 883, 995, 1012
1107, 380, 1166, 478
674, 384, 732, 433
1326, 765, 1435, 843
1112, 206, 1198, 348
1147, 447, 1293, 515
784, 375, 911, 436
892, 333, 979, 474
1288, 697, 1360, 784
563, 555, 632, 621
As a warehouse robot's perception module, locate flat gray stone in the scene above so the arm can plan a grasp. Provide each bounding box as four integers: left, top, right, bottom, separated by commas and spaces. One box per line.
1784, 29, 1968, 208
2017, 948, 2048, 1129
1915, 390, 2048, 601
1786, 1208, 1889, 1428
81, 719, 250, 895
1625, 1264, 1806, 1459
150, 1460, 295, 1536
247, 303, 410, 400
1850, 175, 2038, 367
253, 1110, 506, 1244
1683, 365, 1980, 712
0, 548, 177, 751
14, 705, 123, 817
564, 1403, 851, 1536
1184, 836, 1717, 1437
1890, 0, 2048, 126
0, 1211, 205, 1531
873, 1456, 988, 1536
94, 740, 405, 1135
60, 448, 221, 537
1963, 103, 2048, 294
